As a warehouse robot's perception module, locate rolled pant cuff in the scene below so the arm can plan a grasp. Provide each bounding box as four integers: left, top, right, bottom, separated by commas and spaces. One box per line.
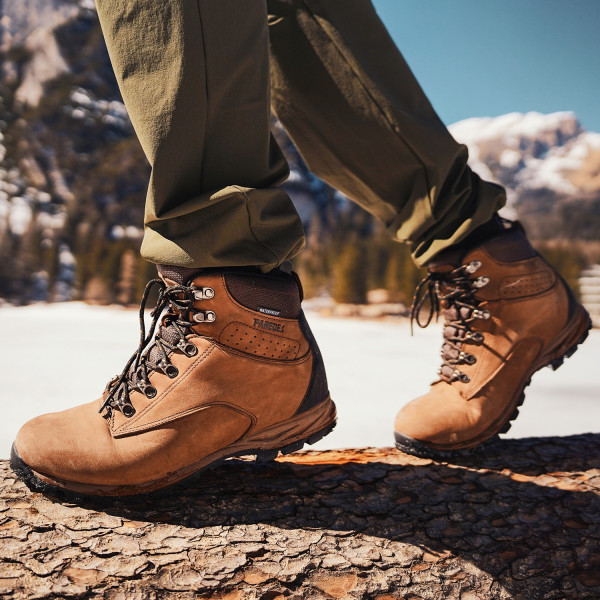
140, 186, 306, 272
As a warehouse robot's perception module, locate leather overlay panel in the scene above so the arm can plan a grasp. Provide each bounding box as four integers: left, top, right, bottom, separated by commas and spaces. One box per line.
112, 342, 312, 436
463, 337, 543, 401
499, 270, 555, 299
219, 322, 300, 359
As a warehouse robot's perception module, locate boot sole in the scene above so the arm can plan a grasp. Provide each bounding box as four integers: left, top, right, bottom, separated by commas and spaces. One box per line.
10, 397, 337, 500
395, 305, 593, 459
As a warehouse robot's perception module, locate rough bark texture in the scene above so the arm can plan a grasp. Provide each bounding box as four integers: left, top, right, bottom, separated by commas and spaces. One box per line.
1, 435, 599, 599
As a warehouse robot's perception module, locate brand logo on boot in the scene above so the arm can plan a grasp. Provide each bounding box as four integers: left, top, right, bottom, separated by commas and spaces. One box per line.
253, 318, 285, 333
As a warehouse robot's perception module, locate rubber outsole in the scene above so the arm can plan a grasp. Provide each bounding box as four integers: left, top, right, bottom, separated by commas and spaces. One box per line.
9, 418, 337, 503
394, 317, 593, 460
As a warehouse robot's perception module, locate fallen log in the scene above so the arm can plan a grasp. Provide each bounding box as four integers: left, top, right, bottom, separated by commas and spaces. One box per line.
1, 434, 599, 599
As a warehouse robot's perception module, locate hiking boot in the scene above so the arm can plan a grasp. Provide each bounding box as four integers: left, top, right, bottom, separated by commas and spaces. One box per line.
11, 267, 336, 496
394, 221, 591, 458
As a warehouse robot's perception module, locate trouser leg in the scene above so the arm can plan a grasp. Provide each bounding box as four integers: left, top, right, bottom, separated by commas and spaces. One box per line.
267, 0, 506, 266
95, 0, 305, 270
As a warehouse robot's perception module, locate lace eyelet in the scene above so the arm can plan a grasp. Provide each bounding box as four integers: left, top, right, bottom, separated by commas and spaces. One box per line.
166, 365, 179, 378
465, 260, 482, 274
193, 287, 215, 300
122, 404, 136, 418
467, 332, 484, 343
184, 343, 198, 357
473, 309, 490, 320
473, 276, 490, 288
454, 370, 470, 383
144, 385, 157, 399
459, 352, 477, 365
193, 310, 216, 323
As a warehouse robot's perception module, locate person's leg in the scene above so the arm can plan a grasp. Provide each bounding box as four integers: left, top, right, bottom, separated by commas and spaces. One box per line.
267, 0, 505, 267
10, 0, 336, 496
97, 0, 304, 271
267, 0, 591, 456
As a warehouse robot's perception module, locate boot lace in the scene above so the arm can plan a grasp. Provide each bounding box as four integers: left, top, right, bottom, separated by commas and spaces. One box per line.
99, 279, 216, 419
410, 260, 490, 384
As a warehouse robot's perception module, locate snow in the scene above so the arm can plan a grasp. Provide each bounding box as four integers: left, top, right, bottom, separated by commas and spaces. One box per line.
79, 0, 96, 11
69, 88, 130, 130
450, 111, 580, 147
7, 196, 32, 235
450, 111, 599, 196
499, 149, 521, 169
112, 225, 143, 240
1, 303, 598, 459
15, 26, 71, 107
125, 225, 142, 239
37, 209, 66, 231
520, 155, 578, 194
70, 89, 93, 107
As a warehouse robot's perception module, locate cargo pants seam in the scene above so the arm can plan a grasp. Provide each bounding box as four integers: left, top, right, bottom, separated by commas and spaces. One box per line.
194, 0, 209, 191
297, 0, 434, 211
232, 185, 283, 267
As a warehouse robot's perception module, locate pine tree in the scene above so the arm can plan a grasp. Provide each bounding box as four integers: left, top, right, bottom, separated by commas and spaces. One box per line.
116, 248, 137, 305
331, 239, 368, 304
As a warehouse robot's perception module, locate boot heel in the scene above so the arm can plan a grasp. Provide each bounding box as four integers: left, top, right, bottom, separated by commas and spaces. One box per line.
543, 306, 591, 372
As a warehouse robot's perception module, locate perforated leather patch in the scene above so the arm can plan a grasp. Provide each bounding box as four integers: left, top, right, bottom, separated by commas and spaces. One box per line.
499, 270, 554, 298
220, 322, 300, 360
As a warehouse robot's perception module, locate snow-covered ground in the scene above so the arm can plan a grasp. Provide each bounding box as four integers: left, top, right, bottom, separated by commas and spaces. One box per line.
1, 303, 598, 459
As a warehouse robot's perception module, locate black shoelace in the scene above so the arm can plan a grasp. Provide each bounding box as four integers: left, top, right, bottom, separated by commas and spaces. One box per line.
99, 279, 200, 419
410, 260, 490, 383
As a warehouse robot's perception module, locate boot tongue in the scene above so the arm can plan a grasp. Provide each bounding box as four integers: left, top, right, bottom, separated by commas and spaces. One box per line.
157, 265, 203, 286
140, 265, 202, 367
427, 220, 532, 273
147, 321, 181, 365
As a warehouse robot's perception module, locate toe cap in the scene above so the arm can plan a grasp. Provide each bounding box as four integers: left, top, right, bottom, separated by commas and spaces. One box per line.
13, 401, 110, 481
394, 384, 482, 447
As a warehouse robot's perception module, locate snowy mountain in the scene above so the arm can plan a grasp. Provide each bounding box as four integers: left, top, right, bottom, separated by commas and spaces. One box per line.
450, 112, 600, 238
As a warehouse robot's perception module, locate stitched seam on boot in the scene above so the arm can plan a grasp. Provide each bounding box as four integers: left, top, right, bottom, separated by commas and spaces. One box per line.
113, 343, 216, 435
464, 337, 543, 400
220, 321, 301, 359
219, 274, 310, 359
500, 271, 555, 299
463, 301, 498, 398
220, 274, 301, 324
212, 341, 311, 366
114, 402, 257, 438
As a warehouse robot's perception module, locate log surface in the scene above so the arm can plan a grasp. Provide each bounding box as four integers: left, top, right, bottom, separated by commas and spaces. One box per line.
1, 435, 599, 599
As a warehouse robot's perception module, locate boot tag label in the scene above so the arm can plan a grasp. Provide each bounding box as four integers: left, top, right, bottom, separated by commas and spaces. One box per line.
254, 317, 285, 333
258, 307, 281, 316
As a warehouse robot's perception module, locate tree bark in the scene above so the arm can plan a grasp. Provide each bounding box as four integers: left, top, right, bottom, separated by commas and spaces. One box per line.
1, 435, 599, 599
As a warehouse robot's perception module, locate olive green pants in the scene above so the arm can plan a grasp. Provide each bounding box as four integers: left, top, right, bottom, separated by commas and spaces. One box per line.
95, 0, 505, 269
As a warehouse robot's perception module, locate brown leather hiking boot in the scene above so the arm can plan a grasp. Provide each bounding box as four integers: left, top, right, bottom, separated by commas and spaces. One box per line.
11, 267, 336, 496
394, 222, 591, 458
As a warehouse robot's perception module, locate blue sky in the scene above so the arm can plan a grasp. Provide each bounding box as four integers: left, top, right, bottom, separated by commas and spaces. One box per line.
372, 0, 600, 132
